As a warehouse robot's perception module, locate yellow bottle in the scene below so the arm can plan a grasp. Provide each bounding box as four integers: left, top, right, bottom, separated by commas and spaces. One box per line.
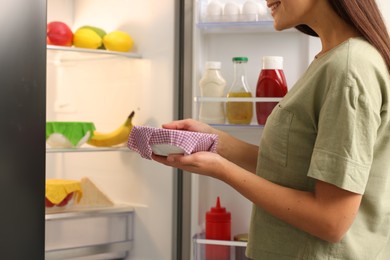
226, 57, 253, 124
226, 92, 253, 124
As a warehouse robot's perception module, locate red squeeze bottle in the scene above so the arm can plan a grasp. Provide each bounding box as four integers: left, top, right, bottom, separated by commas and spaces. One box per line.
256, 56, 288, 125
205, 197, 231, 260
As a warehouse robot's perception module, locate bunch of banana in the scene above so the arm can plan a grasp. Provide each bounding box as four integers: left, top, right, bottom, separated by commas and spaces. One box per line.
87, 111, 135, 147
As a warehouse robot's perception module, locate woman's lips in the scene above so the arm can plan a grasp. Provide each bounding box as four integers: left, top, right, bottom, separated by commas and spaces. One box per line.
267, 1, 281, 13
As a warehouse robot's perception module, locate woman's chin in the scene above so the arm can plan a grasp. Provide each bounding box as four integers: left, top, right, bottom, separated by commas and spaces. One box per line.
273, 21, 293, 31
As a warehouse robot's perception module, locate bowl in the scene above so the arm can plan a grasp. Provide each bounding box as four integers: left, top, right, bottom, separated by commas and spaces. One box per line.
128, 126, 218, 159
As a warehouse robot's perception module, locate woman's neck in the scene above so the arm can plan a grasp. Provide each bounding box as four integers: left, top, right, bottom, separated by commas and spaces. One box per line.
308, 2, 362, 58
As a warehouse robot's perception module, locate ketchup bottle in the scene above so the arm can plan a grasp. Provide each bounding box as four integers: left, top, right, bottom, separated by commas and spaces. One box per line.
256, 56, 288, 125
205, 197, 231, 260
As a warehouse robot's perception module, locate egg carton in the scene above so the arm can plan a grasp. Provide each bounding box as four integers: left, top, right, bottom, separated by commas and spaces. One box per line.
200, 0, 272, 23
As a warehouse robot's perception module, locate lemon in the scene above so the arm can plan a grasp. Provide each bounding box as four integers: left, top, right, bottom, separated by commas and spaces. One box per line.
103, 31, 134, 52
73, 28, 102, 49
80, 26, 107, 49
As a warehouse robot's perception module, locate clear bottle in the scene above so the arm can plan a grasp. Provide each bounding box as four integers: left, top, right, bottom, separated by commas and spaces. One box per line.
226, 57, 253, 125
256, 56, 288, 125
199, 61, 227, 124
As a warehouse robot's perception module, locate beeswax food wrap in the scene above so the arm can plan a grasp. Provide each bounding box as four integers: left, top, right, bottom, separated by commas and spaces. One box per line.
46, 122, 95, 147
45, 179, 82, 205
128, 126, 218, 159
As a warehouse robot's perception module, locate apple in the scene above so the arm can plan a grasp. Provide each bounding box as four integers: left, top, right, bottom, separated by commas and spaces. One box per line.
45, 198, 55, 207
57, 192, 74, 207
47, 21, 73, 46
45, 192, 74, 208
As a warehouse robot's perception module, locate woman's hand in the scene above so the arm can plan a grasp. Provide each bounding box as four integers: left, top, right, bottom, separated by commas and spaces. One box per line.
152, 151, 230, 180
159, 119, 259, 172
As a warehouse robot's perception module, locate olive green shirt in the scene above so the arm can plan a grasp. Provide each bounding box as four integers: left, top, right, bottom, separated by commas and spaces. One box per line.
247, 38, 390, 259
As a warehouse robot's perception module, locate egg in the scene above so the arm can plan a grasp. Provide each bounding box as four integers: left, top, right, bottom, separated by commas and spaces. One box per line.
242, 0, 259, 21
224, 1, 240, 22
258, 2, 268, 17
242, 0, 259, 14
206, 0, 223, 22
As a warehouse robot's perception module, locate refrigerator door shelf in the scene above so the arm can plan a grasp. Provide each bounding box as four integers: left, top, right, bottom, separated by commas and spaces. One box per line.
194, 96, 281, 127
45, 205, 134, 260
192, 233, 247, 260
197, 19, 275, 32
194, 97, 283, 102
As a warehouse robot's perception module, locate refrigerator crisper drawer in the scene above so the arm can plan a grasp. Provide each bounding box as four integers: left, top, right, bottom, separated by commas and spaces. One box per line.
45, 205, 134, 260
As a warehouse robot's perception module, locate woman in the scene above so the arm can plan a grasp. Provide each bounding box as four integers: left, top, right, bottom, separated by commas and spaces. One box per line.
153, 0, 390, 259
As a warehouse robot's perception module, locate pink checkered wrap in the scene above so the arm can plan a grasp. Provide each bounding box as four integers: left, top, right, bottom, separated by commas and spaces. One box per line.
128, 126, 218, 159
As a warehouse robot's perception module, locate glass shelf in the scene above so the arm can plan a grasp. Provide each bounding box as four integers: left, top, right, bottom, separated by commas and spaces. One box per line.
47, 45, 142, 62
46, 146, 130, 153
45, 204, 134, 219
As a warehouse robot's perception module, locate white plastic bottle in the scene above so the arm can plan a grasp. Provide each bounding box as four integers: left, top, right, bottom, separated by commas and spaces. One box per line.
199, 61, 226, 124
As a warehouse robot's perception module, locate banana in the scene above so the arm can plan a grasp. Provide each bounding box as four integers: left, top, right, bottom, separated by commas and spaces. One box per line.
87, 111, 135, 147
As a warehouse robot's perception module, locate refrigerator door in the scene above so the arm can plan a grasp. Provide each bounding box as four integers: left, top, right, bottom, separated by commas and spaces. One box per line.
186, 1, 390, 260
185, 0, 318, 259
0, 0, 46, 258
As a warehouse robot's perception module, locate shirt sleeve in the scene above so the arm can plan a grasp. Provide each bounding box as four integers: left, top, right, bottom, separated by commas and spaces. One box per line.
307, 75, 380, 194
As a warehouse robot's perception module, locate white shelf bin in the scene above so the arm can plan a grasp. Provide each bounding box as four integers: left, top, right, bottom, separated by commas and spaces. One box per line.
45, 205, 134, 260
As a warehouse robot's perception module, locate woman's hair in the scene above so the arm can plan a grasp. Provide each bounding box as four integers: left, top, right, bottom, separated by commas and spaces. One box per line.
296, 0, 390, 72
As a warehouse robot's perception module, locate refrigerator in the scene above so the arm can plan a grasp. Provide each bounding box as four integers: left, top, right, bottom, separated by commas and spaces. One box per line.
44, 0, 320, 258
2, 0, 389, 259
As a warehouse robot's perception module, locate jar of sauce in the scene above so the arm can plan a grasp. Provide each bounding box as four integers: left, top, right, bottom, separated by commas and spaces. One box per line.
205, 197, 231, 260
256, 56, 288, 125
226, 57, 253, 125
199, 61, 227, 124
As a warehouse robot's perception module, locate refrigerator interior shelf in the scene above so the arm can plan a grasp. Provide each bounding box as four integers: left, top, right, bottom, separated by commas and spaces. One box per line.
45, 205, 134, 260
46, 146, 131, 153
194, 96, 283, 102
47, 45, 142, 62
45, 204, 135, 220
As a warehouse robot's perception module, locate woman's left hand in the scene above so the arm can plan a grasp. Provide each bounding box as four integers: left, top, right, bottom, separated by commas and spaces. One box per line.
151, 151, 229, 179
